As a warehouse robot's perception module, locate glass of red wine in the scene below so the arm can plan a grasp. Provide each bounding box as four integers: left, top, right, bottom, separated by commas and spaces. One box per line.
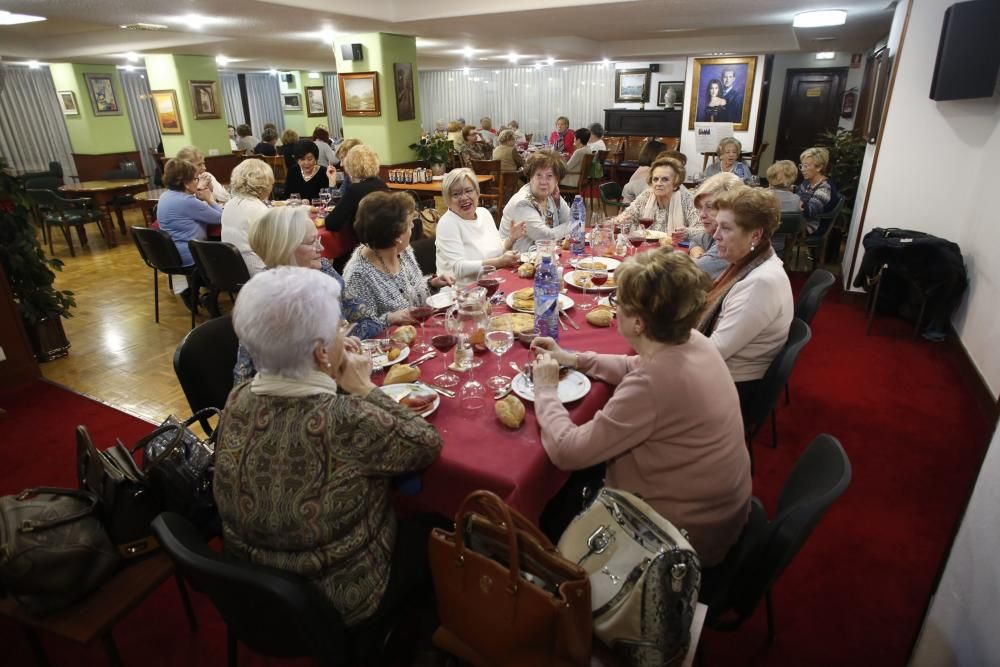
638, 217, 654, 229
590, 269, 609, 308
477, 265, 501, 301
409, 300, 436, 355
429, 312, 460, 387
627, 221, 646, 256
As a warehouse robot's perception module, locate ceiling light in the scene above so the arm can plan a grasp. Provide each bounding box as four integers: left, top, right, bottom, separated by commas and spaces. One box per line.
26, 60, 40, 69
269, 69, 278, 75
815, 52, 836, 60
308, 72, 320, 79
463, 66, 470, 74
546, 57, 554, 67
793, 10, 847, 28
125, 52, 139, 62
535, 62, 543, 69
463, 46, 475, 58
123, 64, 135, 72
215, 55, 229, 66
0, 10, 45, 25
185, 13, 208, 30
507, 52, 520, 63
601, 58, 611, 66
120, 22, 168, 31
562, 67, 569, 71
320, 28, 336, 44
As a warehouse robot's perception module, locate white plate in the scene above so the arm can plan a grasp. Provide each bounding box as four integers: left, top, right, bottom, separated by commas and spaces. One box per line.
511, 370, 591, 403
369, 344, 410, 369
645, 229, 667, 240
427, 288, 457, 310
598, 296, 613, 308
432, 175, 444, 181
506, 292, 575, 313
563, 270, 617, 293
377, 383, 440, 417
569, 257, 621, 271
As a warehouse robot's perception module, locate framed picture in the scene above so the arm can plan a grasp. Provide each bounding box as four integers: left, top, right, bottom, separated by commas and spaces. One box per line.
57, 91, 79, 116
305, 86, 327, 117
656, 81, 685, 109
614, 68, 651, 103
150, 90, 184, 135
83, 73, 122, 116
393, 63, 415, 121
688, 56, 757, 131
861, 47, 892, 144
337, 72, 380, 117
283, 93, 301, 111
188, 80, 221, 119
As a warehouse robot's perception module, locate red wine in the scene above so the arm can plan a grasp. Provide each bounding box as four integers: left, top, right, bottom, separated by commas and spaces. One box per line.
431, 334, 457, 352
629, 235, 645, 247
410, 306, 434, 321
477, 278, 500, 298
638, 217, 654, 229
590, 273, 608, 287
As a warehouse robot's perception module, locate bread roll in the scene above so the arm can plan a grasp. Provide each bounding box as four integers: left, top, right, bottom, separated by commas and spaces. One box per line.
586, 307, 614, 327
517, 262, 536, 279
495, 394, 525, 429
391, 325, 417, 345
384, 363, 420, 385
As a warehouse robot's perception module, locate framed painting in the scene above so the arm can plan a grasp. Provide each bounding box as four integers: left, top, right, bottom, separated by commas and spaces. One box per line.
338, 72, 380, 117
614, 68, 651, 103
656, 81, 684, 109
151, 90, 184, 135
188, 80, 221, 119
393, 63, 415, 121
689, 56, 757, 131
305, 86, 327, 117
283, 93, 302, 111
83, 73, 122, 116
57, 90, 79, 116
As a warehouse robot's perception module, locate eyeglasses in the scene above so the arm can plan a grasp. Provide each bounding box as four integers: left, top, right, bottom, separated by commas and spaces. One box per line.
450, 187, 477, 199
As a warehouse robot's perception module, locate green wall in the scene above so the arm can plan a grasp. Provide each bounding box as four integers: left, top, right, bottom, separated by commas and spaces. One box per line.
144, 54, 229, 157
49, 64, 136, 154
335, 33, 422, 164
280, 71, 327, 139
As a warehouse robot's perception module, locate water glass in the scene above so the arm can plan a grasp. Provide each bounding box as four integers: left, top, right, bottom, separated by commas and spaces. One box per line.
485, 315, 514, 390
287, 193, 302, 207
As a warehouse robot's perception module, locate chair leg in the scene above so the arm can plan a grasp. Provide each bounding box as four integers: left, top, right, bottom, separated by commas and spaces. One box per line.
784, 382, 790, 406
227, 625, 239, 667
765, 590, 776, 646
100, 633, 124, 667
769, 409, 778, 449
865, 274, 884, 336
47, 224, 56, 258
153, 269, 160, 323
22, 627, 51, 667
60, 223, 76, 258
175, 574, 198, 632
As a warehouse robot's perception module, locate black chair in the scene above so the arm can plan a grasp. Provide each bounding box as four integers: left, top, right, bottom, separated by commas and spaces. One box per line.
189, 240, 251, 318
26, 188, 105, 257
796, 197, 846, 270
131, 226, 199, 329
411, 237, 437, 276
784, 269, 836, 405
151, 512, 354, 667
173, 315, 239, 433
701, 434, 851, 646
773, 212, 802, 264
598, 181, 626, 215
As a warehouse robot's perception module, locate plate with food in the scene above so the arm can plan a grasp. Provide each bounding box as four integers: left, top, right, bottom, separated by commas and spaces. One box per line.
511, 369, 591, 404
366, 342, 410, 369
568, 257, 621, 272
426, 287, 457, 310
563, 270, 618, 292
506, 287, 574, 313
644, 229, 668, 241
490, 312, 536, 334
377, 383, 440, 417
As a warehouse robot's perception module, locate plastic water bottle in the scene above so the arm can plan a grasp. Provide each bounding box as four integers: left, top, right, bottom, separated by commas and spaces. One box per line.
533, 256, 560, 341
570, 195, 586, 256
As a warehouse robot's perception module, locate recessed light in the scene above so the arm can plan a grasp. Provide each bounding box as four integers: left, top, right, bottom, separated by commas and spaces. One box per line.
0, 10, 45, 25
123, 64, 135, 72
125, 52, 139, 62
815, 52, 836, 60
463, 46, 475, 58
493, 70, 499, 74
793, 10, 847, 28
185, 13, 207, 30
269, 69, 278, 75
320, 28, 336, 44
507, 52, 520, 63
120, 22, 168, 31
26, 60, 40, 69
463, 66, 470, 74
215, 55, 229, 66
535, 62, 543, 69
601, 58, 611, 66
546, 57, 555, 67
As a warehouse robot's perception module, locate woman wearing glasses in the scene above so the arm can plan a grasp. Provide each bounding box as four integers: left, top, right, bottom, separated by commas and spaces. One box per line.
797, 147, 838, 235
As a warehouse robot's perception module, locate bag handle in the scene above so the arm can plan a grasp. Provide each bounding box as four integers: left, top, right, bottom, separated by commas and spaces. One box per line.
473, 497, 558, 552
184, 408, 222, 443
454, 490, 522, 593
129, 424, 185, 468
13, 487, 100, 533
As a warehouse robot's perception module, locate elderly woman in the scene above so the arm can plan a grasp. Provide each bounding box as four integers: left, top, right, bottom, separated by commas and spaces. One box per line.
492, 129, 524, 174
697, 187, 793, 412
559, 128, 591, 188
766, 160, 804, 257
215, 266, 442, 639
531, 250, 751, 566
227, 125, 238, 152
548, 116, 576, 156
235, 124, 258, 154
221, 158, 273, 275
325, 144, 387, 268
344, 191, 452, 319
252, 127, 278, 156
689, 172, 742, 279
614, 157, 699, 238
507, 120, 526, 144
312, 126, 338, 167
280, 129, 299, 168
282, 140, 331, 203
705, 137, 750, 180
622, 140, 666, 203
499, 150, 572, 253
446, 121, 464, 148
587, 123, 607, 153
333, 138, 362, 193
457, 125, 492, 167
798, 147, 837, 234
176, 145, 230, 203
477, 116, 497, 147
435, 168, 526, 281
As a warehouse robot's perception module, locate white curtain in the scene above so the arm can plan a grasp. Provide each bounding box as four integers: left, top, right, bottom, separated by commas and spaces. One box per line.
418, 64, 615, 139
119, 69, 160, 179
220, 72, 244, 128
0, 65, 77, 180
323, 73, 344, 139
245, 73, 283, 135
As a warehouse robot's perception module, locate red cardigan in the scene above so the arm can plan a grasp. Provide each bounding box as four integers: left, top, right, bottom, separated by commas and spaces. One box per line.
548, 129, 576, 156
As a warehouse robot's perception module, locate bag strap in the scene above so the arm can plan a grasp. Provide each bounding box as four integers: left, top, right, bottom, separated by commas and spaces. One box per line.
454, 490, 522, 593
472, 495, 557, 552
129, 424, 185, 467
180, 408, 222, 443
12, 487, 100, 533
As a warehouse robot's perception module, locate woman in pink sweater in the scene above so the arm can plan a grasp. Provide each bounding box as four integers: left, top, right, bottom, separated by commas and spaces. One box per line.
531, 250, 751, 566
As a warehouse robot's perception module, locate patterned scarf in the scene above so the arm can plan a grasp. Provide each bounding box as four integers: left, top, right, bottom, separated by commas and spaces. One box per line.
525, 188, 558, 228
697, 244, 775, 334
554, 132, 566, 153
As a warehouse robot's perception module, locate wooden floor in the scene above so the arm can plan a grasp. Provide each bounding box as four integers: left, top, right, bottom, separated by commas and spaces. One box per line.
41, 209, 216, 424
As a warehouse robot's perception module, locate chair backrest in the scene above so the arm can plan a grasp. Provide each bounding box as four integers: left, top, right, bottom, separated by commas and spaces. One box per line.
657, 137, 680, 152
48, 161, 64, 178
813, 196, 846, 237
749, 141, 770, 175
172, 315, 240, 422
795, 269, 836, 325
26, 188, 65, 211
599, 181, 623, 204
103, 167, 140, 180
744, 318, 812, 431
471, 159, 501, 195
623, 137, 646, 162
411, 237, 437, 276
189, 240, 251, 294
776, 211, 802, 236
24, 176, 64, 192
131, 225, 187, 271
151, 513, 349, 664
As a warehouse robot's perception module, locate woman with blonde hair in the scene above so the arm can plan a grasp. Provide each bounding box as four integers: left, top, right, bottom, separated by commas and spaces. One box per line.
175, 145, 230, 202
492, 129, 525, 174
221, 158, 274, 275
325, 144, 388, 269
334, 138, 362, 193
447, 121, 464, 148
798, 146, 837, 234
280, 129, 299, 168
689, 172, 743, 278
704, 137, 750, 181
530, 249, 751, 564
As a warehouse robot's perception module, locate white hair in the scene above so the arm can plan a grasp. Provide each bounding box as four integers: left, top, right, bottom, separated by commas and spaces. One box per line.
441, 168, 479, 208
233, 266, 342, 379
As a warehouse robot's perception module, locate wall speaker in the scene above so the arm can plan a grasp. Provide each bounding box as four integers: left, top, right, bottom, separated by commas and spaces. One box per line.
340, 43, 364, 61
282, 73, 294, 84
929, 0, 1000, 101
649, 64, 660, 73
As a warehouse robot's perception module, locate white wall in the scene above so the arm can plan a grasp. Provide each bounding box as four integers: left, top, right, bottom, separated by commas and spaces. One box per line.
911, 423, 1000, 666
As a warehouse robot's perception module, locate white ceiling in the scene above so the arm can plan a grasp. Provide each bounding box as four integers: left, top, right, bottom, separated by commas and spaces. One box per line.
0, 0, 894, 71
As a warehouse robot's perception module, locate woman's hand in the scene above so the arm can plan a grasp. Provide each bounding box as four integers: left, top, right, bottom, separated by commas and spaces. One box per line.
530, 337, 575, 367
532, 352, 561, 389
388, 309, 416, 325
671, 226, 689, 243
326, 165, 338, 183
343, 335, 362, 353
337, 349, 376, 396
492, 250, 519, 268
508, 220, 527, 243
429, 274, 454, 289
195, 187, 215, 205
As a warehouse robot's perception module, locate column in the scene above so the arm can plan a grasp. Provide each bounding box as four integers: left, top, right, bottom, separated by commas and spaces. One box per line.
143, 55, 229, 158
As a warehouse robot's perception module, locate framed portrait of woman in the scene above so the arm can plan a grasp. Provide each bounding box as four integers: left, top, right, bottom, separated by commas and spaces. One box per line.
688, 57, 757, 131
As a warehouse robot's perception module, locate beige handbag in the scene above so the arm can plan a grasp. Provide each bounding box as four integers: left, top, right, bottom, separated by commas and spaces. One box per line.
557, 488, 701, 667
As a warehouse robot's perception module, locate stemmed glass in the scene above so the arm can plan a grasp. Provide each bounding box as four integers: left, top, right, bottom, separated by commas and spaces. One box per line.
477, 265, 501, 302
429, 311, 460, 388
576, 269, 593, 312
409, 301, 436, 355
362, 339, 387, 380
287, 193, 302, 207
318, 187, 333, 208
454, 306, 487, 410
627, 220, 646, 256
589, 268, 609, 309
485, 315, 514, 390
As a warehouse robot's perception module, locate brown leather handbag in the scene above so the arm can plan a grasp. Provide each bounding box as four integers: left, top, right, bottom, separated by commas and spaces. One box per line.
429, 490, 592, 667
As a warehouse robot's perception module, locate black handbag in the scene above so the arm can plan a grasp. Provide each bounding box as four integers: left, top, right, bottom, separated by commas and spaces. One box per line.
0, 487, 120, 615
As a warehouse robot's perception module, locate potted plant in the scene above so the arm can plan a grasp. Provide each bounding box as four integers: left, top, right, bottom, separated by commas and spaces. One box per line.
0, 157, 76, 360
409, 135, 454, 176
818, 127, 866, 209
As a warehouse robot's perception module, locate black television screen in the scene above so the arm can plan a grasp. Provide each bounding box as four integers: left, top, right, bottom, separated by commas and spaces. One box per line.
929, 0, 1000, 101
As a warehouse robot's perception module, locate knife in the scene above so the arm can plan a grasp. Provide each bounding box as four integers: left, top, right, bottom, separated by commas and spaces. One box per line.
417, 382, 456, 398
409, 351, 437, 366
560, 310, 580, 330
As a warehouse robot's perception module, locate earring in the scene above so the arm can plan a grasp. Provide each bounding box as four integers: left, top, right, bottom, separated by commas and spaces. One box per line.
750, 243, 756, 252
323, 362, 332, 369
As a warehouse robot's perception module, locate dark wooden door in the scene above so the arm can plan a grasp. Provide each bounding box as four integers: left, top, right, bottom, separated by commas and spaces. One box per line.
773, 68, 848, 164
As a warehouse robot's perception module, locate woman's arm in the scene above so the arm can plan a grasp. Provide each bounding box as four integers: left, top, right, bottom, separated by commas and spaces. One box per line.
710, 270, 783, 361
434, 215, 482, 280
348, 391, 443, 475
614, 190, 646, 226
325, 187, 358, 232
319, 260, 386, 338
800, 182, 832, 220
184, 196, 223, 225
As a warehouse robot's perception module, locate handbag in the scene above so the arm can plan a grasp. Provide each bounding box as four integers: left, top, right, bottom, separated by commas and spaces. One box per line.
419, 207, 441, 239
557, 488, 701, 667
429, 490, 592, 667
76, 425, 165, 558
0, 487, 120, 615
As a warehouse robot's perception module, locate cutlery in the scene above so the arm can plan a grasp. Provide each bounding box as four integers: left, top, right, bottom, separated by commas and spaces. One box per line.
409, 352, 436, 366
417, 382, 456, 398
556, 312, 568, 331
493, 384, 513, 400
560, 310, 580, 330
510, 362, 533, 387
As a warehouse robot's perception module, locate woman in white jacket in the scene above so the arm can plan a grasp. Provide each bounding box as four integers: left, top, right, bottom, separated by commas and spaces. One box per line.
221, 158, 274, 275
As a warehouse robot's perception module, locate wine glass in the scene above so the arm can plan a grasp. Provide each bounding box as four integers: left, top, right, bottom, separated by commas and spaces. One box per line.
477, 265, 501, 301
589, 268, 609, 308
287, 193, 302, 207
318, 187, 333, 208
576, 269, 593, 312
627, 221, 646, 255
409, 299, 436, 355
455, 305, 487, 410
362, 339, 386, 380
485, 315, 514, 390
429, 311, 459, 388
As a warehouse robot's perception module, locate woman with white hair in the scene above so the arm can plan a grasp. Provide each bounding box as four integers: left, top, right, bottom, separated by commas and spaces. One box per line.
798, 146, 838, 234
221, 158, 274, 275
435, 168, 525, 281
214, 266, 443, 644
704, 137, 750, 181
176, 145, 230, 203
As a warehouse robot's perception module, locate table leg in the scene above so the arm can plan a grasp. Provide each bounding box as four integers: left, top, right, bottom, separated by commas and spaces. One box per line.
101, 633, 124, 667
101, 206, 119, 247
115, 207, 127, 235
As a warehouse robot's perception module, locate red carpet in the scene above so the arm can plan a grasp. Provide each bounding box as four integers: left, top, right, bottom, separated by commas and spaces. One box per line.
0, 279, 993, 666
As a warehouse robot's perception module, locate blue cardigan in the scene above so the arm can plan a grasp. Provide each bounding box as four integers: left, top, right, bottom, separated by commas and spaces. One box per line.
157, 189, 223, 265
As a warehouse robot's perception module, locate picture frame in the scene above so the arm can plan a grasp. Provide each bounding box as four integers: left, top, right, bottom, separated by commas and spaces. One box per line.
656, 81, 685, 109
337, 72, 380, 117
188, 80, 221, 119
688, 56, 758, 131
282, 93, 302, 111
861, 47, 892, 144
57, 90, 79, 116
614, 68, 651, 103
150, 90, 184, 135
83, 73, 122, 116
393, 63, 415, 121
305, 86, 328, 117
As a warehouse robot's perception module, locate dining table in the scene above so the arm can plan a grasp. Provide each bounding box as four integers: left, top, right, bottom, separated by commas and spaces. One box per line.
58, 178, 148, 246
